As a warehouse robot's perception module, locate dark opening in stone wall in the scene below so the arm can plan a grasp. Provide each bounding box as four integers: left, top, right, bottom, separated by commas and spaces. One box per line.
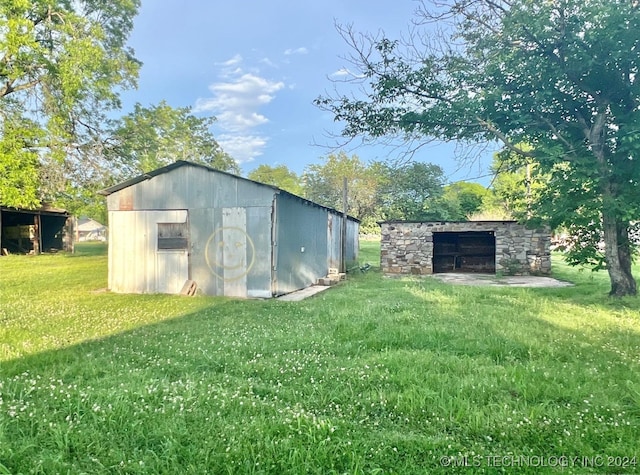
433, 231, 496, 273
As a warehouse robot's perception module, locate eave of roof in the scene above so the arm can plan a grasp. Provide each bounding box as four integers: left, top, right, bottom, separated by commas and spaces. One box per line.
98, 160, 360, 222
0, 206, 70, 217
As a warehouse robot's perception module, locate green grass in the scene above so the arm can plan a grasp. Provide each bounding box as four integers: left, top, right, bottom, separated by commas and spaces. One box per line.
1, 242, 639, 474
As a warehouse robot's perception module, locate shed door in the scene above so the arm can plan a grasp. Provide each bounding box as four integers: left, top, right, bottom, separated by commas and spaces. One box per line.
156, 214, 189, 293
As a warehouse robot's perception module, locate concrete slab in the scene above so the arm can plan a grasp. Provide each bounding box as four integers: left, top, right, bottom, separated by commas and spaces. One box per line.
429, 273, 573, 288
276, 285, 333, 301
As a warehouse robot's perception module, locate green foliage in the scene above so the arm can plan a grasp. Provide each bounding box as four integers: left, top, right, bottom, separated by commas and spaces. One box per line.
0, 112, 43, 207
317, 0, 640, 295
376, 161, 447, 221
109, 101, 239, 176
1, 243, 640, 473
0, 0, 141, 207
438, 181, 492, 220
485, 146, 548, 220
302, 151, 380, 220
247, 164, 304, 196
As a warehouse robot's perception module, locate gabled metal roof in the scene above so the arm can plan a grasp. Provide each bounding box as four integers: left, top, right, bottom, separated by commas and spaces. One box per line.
98, 160, 360, 222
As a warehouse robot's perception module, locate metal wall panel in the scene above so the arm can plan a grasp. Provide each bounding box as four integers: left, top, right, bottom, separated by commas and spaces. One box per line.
187, 206, 273, 297
346, 218, 360, 266
105, 163, 359, 297
108, 210, 187, 293
274, 195, 329, 296
107, 165, 275, 212
327, 214, 342, 270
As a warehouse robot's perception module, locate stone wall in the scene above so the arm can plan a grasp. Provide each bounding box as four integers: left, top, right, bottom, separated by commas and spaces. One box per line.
380, 221, 551, 276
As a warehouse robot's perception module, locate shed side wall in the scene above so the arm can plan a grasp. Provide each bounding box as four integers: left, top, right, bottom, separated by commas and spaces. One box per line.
274, 195, 329, 295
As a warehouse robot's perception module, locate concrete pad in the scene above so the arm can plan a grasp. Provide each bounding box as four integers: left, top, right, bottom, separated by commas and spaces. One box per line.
276, 285, 333, 301
429, 273, 573, 288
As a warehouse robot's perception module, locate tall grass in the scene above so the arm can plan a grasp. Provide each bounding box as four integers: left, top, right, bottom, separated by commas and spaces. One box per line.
0, 242, 639, 474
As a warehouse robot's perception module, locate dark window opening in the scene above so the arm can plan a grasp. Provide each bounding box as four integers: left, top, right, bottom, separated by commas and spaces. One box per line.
158, 222, 188, 250
433, 231, 495, 273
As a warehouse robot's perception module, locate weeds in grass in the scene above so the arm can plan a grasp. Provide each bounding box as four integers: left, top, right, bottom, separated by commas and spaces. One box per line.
0, 242, 639, 473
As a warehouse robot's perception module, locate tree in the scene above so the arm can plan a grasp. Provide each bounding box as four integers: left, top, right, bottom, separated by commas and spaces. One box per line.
56, 101, 239, 221
484, 146, 547, 220
0, 0, 141, 207
247, 164, 304, 196
441, 181, 491, 220
316, 0, 640, 296
108, 101, 239, 176
376, 161, 447, 221
302, 151, 380, 221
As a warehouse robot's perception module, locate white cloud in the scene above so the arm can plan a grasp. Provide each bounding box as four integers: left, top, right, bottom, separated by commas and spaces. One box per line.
284, 47, 308, 56
220, 54, 243, 67
329, 68, 364, 79
195, 57, 285, 163
216, 134, 267, 164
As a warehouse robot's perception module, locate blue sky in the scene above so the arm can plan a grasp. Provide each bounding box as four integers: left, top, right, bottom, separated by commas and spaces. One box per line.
119, 1, 496, 184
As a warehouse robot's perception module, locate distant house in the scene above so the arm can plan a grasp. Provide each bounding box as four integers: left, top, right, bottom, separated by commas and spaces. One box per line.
99, 160, 360, 298
77, 217, 107, 242
380, 221, 551, 276
0, 205, 74, 255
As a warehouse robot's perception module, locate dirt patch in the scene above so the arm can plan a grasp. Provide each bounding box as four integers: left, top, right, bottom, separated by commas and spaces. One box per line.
429, 273, 574, 288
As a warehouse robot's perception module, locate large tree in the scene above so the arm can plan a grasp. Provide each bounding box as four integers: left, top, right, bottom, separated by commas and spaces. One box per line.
247, 164, 303, 196
0, 0, 140, 208
302, 151, 380, 221
376, 161, 447, 221
441, 181, 492, 220
316, 0, 640, 296
58, 101, 239, 221
107, 101, 239, 176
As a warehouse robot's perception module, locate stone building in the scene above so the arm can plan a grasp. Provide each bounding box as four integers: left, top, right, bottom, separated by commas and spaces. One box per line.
380, 221, 551, 276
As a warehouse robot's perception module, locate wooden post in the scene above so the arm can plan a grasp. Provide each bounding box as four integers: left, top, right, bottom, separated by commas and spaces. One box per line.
33, 213, 41, 255
341, 177, 348, 273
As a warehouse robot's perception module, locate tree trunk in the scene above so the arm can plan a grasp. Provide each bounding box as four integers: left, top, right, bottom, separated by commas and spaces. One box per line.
602, 211, 637, 297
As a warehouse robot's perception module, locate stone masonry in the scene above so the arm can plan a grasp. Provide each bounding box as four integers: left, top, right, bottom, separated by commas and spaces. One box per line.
380, 221, 551, 276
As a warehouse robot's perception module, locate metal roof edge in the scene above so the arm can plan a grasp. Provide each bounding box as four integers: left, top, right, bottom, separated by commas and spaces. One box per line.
99, 160, 360, 222
0, 206, 70, 217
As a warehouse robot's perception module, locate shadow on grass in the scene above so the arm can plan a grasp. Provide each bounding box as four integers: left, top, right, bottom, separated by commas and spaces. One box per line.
1, 265, 639, 474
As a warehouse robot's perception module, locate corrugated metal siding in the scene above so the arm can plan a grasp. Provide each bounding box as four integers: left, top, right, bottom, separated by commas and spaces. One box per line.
346, 218, 360, 266
108, 210, 188, 293
106, 165, 274, 212
106, 163, 360, 297
274, 195, 329, 296
327, 214, 341, 270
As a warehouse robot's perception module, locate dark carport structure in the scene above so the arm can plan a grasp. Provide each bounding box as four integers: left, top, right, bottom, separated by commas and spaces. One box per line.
0, 206, 74, 255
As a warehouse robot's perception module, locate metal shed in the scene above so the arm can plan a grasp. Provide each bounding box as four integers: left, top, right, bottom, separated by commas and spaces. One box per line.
99, 161, 360, 298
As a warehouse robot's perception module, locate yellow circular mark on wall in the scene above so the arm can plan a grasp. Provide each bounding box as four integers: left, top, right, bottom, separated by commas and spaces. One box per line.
205, 226, 256, 281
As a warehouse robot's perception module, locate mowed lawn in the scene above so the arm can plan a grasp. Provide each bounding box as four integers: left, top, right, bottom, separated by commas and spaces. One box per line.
1, 242, 639, 474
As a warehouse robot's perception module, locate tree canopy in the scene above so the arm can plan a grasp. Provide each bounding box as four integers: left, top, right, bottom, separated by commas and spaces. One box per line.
316, 0, 640, 296
302, 151, 380, 221
108, 101, 239, 176
247, 164, 303, 196
0, 0, 141, 208
376, 161, 447, 221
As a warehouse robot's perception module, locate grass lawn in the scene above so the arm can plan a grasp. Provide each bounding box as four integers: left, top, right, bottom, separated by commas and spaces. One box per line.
1, 241, 639, 474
